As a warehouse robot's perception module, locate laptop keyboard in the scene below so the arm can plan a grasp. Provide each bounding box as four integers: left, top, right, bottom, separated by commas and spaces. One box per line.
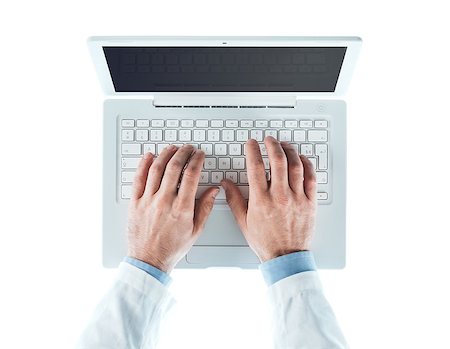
120, 118, 330, 202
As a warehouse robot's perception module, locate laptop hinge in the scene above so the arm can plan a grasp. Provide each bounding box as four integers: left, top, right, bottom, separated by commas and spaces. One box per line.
152, 95, 297, 108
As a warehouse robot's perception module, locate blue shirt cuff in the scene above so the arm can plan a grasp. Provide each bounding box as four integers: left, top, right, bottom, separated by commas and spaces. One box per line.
124, 256, 172, 286
259, 251, 317, 286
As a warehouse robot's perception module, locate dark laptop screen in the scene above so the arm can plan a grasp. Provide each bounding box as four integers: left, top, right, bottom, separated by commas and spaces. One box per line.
103, 46, 346, 92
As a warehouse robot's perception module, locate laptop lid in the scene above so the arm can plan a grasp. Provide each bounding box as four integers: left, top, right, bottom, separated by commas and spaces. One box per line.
88, 36, 361, 105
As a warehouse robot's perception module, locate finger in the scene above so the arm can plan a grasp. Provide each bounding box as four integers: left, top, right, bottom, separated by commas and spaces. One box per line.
159, 144, 195, 194
245, 139, 268, 193
144, 145, 178, 195
221, 179, 247, 232
132, 152, 155, 200
265, 136, 289, 190
178, 149, 205, 207
300, 155, 317, 201
280, 141, 304, 194
193, 186, 220, 236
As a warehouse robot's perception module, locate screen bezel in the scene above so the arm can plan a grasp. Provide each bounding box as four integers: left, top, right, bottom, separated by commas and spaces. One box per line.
87, 36, 361, 98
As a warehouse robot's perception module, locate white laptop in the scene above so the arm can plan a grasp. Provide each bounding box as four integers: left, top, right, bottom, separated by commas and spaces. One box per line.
87, 36, 361, 269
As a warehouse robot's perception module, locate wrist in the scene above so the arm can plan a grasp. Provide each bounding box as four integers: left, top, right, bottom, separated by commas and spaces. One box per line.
259, 251, 316, 285
128, 251, 173, 273
259, 248, 310, 262
124, 256, 173, 286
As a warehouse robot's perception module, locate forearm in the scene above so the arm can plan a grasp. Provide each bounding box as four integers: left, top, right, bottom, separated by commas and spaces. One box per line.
262, 252, 348, 349
76, 262, 174, 349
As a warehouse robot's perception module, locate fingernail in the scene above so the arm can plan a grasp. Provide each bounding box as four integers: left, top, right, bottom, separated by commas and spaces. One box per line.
168, 145, 177, 150
212, 188, 220, 198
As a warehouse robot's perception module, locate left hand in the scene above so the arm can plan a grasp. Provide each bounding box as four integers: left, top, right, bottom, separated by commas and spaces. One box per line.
127, 145, 219, 273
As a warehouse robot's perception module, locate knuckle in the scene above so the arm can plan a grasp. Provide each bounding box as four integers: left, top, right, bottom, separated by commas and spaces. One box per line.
289, 161, 302, 170
150, 162, 163, 173
173, 199, 191, 213
276, 195, 291, 206
184, 165, 201, 178
168, 159, 184, 170
272, 151, 286, 163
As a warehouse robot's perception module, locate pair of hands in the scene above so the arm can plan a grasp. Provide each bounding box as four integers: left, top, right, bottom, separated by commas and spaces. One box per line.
127, 136, 317, 273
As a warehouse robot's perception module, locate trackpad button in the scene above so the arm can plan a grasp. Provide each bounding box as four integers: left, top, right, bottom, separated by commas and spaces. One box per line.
187, 246, 259, 265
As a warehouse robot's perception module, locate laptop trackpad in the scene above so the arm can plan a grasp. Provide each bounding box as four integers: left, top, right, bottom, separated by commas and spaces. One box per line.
187, 246, 260, 265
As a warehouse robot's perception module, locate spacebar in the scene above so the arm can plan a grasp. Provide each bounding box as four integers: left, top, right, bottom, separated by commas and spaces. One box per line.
196, 185, 249, 200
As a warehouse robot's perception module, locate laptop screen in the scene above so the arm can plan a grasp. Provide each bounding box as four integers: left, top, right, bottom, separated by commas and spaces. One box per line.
103, 46, 346, 92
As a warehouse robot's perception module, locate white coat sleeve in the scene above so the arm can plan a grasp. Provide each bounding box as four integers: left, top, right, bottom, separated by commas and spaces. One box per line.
75, 262, 175, 349
267, 271, 348, 349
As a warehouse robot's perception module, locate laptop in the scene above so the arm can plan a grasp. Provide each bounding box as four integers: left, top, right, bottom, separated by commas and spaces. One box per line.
87, 36, 361, 269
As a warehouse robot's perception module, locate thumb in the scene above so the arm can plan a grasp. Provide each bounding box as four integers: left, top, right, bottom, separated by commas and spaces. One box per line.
221, 179, 248, 232
193, 186, 220, 236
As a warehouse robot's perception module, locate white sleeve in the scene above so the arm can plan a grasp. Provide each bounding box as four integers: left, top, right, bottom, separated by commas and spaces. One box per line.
267, 271, 348, 349
75, 262, 175, 349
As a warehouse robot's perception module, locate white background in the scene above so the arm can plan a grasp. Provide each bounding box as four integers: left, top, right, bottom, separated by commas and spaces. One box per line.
0, 1, 449, 348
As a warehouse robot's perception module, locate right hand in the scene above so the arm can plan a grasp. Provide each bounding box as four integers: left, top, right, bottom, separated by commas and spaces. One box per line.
221, 137, 317, 262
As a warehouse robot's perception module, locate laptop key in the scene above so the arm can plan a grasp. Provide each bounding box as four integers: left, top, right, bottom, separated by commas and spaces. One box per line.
121, 119, 134, 127
211, 120, 224, 127
193, 130, 206, 141
300, 144, 313, 156
136, 130, 149, 141
151, 120, 164, 127
225, 120, 238, 127
229, 143, 241, 155
121, 185, 132, 199
265, 129, 277, 138
121, 157, 140, 169
225, 171, 238, 183
316, 171, 328, 184
166, 120, 179, 127
150, 129, 163, 141
143, 143, 156, 155
315, 144, 328, 170
122, 130, 134, 141
317, 192, 328, 200
300, 120, 313, 128
211, 172, 224, 184
199, 172, 209, 184
308, 130, 328, 142
293, 130, 306, 142
196, 120, 209, 128
250, 130, 263, 141
121, 171, 136, 183
270, 120, 283, 128
236, 130, 249, 142
255, 120, 268, 127
137, 119, 150, 127
218, 158, 231, 170
200, 143, 213, 155
214, 143, 227, 156
181, 120, 194, 127
239, 172, 248, 184
204, 157, 217, 170
122, 143, 141, 155
279, 130, 292, 141
314, 120, 328, 128
232, 158, 245, 170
